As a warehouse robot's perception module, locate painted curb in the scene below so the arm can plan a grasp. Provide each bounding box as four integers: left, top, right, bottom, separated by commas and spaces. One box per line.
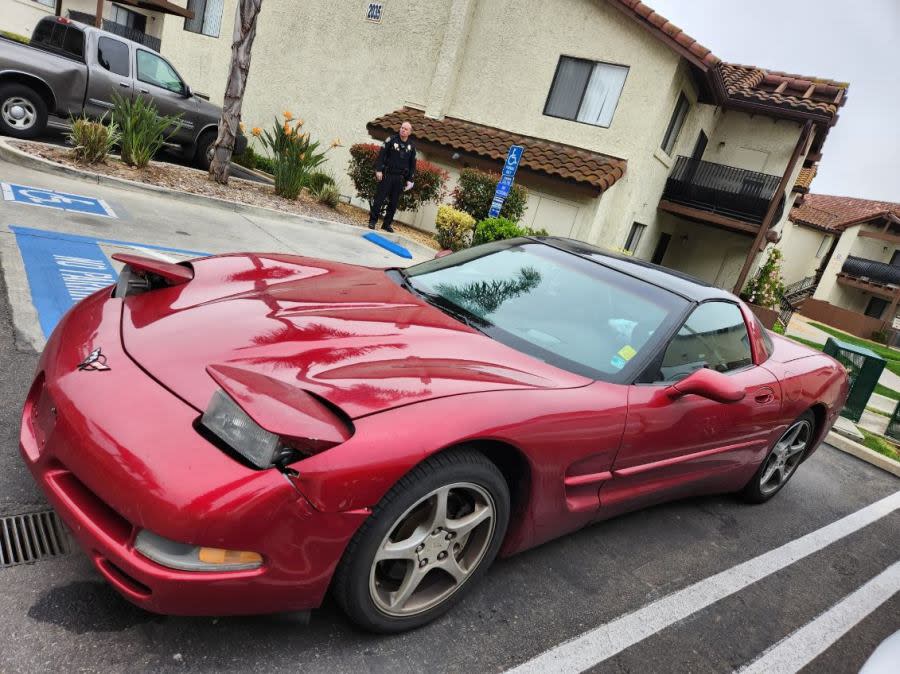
826, 431, 900, 478
0, 138, 435, 261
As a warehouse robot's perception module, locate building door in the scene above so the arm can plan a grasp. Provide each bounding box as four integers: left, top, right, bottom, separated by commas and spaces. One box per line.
890, 250, 900, 267
865, 297, 889, 319
651, 232, 671, 265
692, 130, 708, 161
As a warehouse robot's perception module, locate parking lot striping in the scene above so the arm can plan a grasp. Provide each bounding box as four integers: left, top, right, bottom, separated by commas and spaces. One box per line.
362, 232, 413, 259
505, 490, 900, 674
2, 182, 118, 219
737, 560, 900, 674
9, 225, 209, 337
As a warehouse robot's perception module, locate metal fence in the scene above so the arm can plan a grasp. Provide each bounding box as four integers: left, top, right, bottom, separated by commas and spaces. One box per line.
842, 256, 900, 286
886, 400, 900, 442
67, 11, 161, 51
662, 156, 781, 224
823, 337, 886, 422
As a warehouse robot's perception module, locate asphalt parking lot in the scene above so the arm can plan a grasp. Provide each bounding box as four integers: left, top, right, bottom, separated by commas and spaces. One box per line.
0, 153, 897, 673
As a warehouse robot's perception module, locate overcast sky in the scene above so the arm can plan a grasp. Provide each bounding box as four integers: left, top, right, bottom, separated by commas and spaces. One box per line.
646, 0, 899, 203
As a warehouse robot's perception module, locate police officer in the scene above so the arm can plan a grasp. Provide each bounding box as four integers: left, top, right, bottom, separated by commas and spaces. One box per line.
368, 121, 416, 233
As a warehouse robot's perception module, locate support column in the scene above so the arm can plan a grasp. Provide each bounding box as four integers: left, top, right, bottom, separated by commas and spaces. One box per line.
94, 0, 104, 27
733, 120, 814, 295
424, 0, 476, 120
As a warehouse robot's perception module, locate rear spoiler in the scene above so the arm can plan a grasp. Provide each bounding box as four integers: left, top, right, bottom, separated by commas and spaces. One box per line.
111, 253, 193, 284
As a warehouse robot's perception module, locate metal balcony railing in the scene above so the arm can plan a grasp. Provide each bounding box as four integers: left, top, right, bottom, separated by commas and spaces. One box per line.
662, 156, 782, 224
68, 11, 162, 51
841, 256, 900, 287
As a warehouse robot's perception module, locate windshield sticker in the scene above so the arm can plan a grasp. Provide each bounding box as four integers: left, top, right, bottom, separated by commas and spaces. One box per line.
610, 355, 627, 370
618, 345, 637, 361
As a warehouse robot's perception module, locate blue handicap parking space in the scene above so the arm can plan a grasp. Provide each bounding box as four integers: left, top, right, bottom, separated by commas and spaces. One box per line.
10, 226, 209, 338
2, 182, 118, 218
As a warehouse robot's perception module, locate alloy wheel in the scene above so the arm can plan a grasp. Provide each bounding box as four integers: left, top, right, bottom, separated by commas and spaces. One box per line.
369, 482, 495, 617
759, 419, 811, 495
1, 97, 37, 131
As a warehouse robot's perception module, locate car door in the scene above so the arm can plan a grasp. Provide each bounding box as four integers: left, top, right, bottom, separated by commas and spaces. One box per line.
134, 48, 196, 143
601, 300, 782, 515
85, 35, 133, 117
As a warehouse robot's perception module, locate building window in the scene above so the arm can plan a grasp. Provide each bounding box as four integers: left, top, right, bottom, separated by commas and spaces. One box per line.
184, 0, 224, 37
661, 92, 690, 156
815, 235, 830, 259
624, 223, 646, 254
110, 4, 147, 32
544, 56, 628, 128
33, 0, 55, 7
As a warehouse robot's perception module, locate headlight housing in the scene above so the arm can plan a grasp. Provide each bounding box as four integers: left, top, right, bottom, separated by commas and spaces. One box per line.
201, 389, 293, 469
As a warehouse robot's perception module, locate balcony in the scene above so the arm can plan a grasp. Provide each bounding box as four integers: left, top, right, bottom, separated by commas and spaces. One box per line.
839, 256, 900, 290
68, 11, 162, 51
659, 157, 783, 233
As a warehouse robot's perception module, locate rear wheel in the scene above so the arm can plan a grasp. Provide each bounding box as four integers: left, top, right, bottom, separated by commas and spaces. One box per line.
742, 410, 815, 503
193, 130, 216, 170
0, 83, 48, 139
332, 449, 510, 633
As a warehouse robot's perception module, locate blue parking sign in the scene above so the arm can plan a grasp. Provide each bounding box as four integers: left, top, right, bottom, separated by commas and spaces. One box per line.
2, 182, 117, 218
488, 146, 524, 218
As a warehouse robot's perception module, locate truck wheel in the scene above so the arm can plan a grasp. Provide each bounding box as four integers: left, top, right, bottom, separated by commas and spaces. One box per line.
193, 130, 217, 170
0, 84, 49, 139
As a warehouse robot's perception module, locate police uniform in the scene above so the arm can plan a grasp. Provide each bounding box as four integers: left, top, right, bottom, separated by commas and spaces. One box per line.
368, 133, 417, 232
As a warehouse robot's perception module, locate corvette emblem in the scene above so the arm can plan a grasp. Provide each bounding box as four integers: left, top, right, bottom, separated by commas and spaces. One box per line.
78, 347, 110, 371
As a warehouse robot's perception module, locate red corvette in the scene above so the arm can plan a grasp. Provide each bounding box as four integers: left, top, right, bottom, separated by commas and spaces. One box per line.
20, 237, 848, 632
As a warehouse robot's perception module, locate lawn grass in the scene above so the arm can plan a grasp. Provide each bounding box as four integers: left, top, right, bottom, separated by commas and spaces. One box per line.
859, 428, 900, 463
866, 406, 891, 418
784, 334, 900, 400
808, 321, 900, 377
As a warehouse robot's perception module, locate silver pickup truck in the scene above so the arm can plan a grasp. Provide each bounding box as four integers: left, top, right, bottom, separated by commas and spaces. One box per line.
0, 16, 245, 168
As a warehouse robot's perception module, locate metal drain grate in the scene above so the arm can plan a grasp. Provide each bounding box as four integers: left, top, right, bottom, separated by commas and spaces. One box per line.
1, 510, 69, 568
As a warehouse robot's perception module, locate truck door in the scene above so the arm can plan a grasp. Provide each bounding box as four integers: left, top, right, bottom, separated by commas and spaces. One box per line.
85, 36, 133, 117
134, 48, 197, 144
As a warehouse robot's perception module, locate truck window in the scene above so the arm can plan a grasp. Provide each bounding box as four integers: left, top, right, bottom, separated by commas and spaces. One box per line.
136, 50, 184, 94
31, 19, 85, 60
98, 37, 130, 77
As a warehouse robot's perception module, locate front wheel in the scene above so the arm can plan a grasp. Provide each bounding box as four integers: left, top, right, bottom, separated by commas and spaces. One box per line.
0, 83, 49, 139
742, 410, 815, 503
332, 449, 510, 633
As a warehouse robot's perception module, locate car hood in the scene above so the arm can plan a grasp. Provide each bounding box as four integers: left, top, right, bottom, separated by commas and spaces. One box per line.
121, 253, 589, 419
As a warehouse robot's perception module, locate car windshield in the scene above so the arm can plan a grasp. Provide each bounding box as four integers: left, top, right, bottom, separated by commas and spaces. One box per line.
404, 241, 690, 380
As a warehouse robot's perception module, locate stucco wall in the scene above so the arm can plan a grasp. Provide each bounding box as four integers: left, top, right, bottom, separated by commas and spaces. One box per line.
2, 0, 54, 36
706, 112, 803, 177
777, 223, 832, 286
814, 225, 859, 303
850, 225, 899, 262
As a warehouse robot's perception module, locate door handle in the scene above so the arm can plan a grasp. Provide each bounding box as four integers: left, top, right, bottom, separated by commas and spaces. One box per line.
118, 82, 130, 88
754, 388, 775, 404
139, 88, 149, 94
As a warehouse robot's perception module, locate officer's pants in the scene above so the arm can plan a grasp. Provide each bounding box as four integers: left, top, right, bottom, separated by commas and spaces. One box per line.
369, 173, 404, 227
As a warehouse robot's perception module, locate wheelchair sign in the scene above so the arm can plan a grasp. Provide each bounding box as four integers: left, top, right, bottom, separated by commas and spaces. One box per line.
2, 182, 117, 218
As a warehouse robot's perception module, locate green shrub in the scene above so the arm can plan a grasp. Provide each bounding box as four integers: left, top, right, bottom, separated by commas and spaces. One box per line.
1, 30, 29, 44
111, 94, 181, 168
871, 329, 888, 344
347, 143, 448, 212
257, 115, 329, 199
67, 114, 119, 165
303, 170, 336, 192
452, 167, 528, 223
471, 217, 548, 246
311, 182, 341, 208
435, 205, 475, 251
772, 321, 786, 335
741, 248, 785, 309
232, 144, 263, 171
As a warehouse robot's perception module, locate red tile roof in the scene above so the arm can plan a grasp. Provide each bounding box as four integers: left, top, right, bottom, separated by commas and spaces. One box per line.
608, 0, 848, 121
367, 107, 627, 192
791, 194, 900, 232
793, 166, 817, 194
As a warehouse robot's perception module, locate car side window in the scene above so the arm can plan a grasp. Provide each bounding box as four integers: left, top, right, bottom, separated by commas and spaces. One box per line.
655, 301, 753, 382
136, 50, 183, 93
98, 37, 129, 77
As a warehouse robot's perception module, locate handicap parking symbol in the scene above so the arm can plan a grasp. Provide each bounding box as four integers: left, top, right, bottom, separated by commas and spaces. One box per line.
2, 182, 117, 218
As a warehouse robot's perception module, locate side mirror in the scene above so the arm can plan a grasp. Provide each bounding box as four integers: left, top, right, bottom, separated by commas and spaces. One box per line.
182, 84, 193, 98
665, 368, 745, 404
434, 249, 453, 259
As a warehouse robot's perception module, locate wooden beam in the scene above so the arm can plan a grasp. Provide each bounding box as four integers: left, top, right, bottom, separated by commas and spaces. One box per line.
802, 84, 816, 99
836, 273, 900, 300
94, 0, 104, 27
658, 200, 759, 235
774, 81, 788, 94
859, 230, 900, 244
733, 121, 814, 294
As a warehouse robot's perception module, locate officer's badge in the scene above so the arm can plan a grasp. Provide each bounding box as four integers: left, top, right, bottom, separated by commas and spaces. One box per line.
393, 143, 399, 150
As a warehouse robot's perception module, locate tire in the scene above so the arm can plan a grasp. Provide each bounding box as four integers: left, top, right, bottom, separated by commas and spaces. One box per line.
332, 448, 510, 633
0, 83, 49, 139
193, 130, 216, 170
742, 410, 815, 503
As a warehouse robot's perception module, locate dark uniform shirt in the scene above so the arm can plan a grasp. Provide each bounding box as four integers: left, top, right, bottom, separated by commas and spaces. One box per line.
376, 134, 417, 181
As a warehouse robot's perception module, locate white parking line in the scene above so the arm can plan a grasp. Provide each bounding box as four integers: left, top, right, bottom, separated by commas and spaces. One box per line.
737, 560, 900, 673
505, 491, 900, 674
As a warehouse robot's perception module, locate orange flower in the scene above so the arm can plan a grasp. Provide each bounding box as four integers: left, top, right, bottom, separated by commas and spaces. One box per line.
283, 122, 292, 135
251, 127, 262, 137
283, 110, 294, 121
295, 117, 304, 127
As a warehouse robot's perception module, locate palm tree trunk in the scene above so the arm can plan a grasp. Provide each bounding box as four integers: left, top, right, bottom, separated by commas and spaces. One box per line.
209, 0, 263, 185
